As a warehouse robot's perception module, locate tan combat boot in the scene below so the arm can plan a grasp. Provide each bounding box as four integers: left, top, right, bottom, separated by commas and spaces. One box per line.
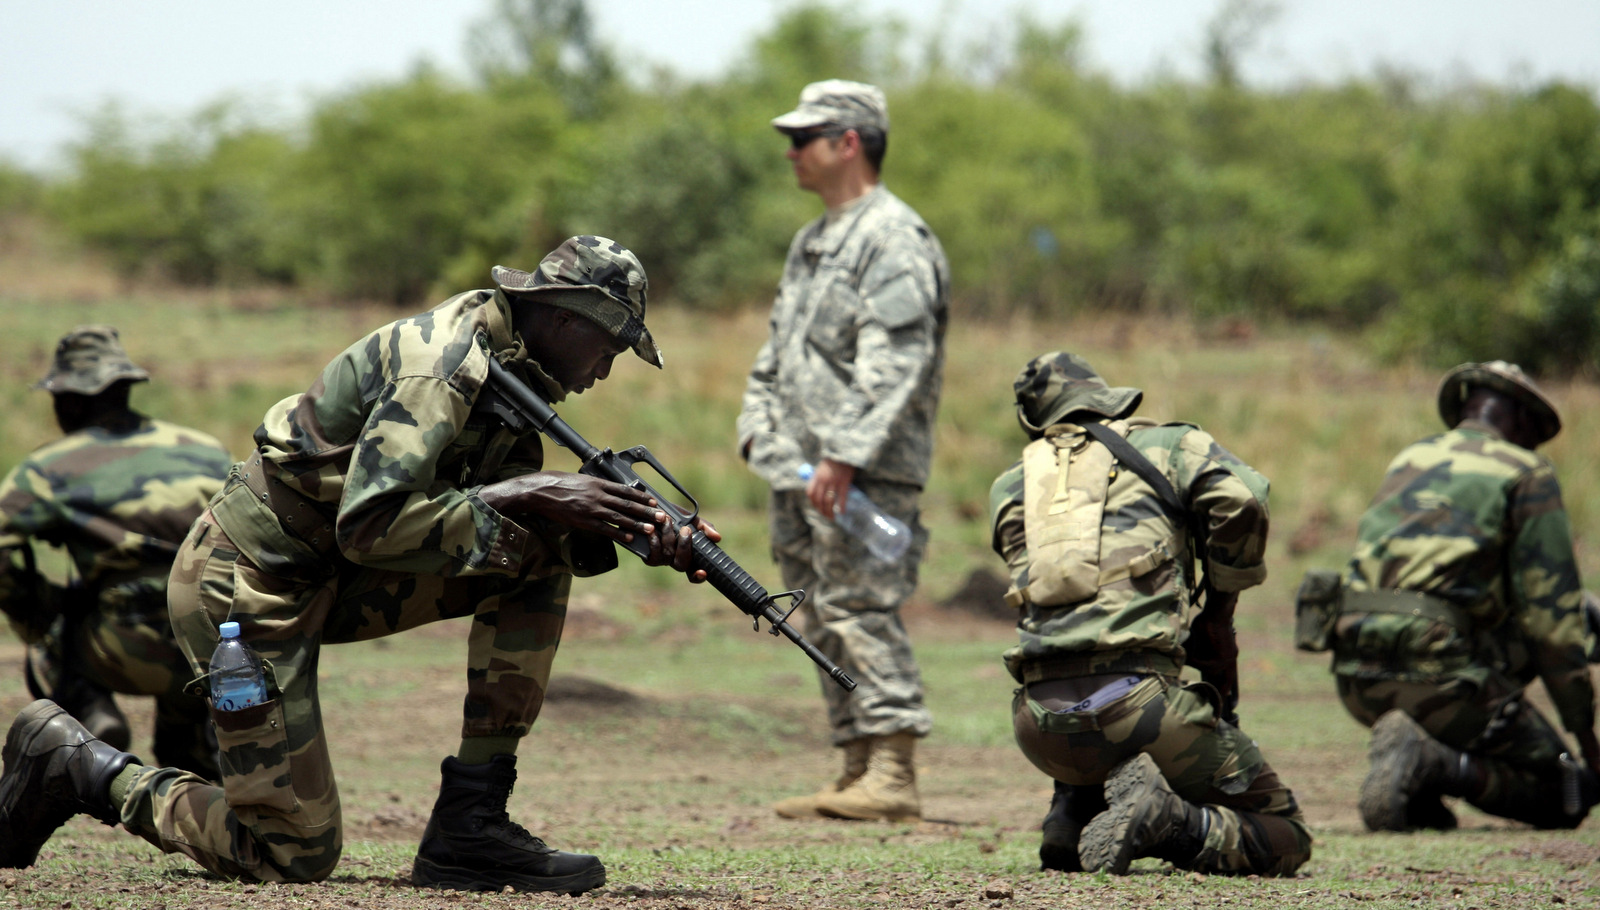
772, 738, 871, 819
814, 732, 921, 821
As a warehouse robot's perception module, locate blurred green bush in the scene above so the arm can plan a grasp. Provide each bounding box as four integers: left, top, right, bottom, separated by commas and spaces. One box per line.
16, 1, 1600, 374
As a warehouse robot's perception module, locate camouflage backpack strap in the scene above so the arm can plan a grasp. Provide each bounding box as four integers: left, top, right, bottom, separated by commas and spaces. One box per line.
1081, 420, 1201, 592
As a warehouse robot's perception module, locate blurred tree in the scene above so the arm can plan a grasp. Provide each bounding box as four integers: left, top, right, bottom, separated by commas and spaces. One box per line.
25, 0, 1600, 374
287, 66, 568, 304
730, 2, 891, 109
48, 101, 296, 285
1203, 0, 1282, 90
467, 0, 619, 118
0, 161, 42, 214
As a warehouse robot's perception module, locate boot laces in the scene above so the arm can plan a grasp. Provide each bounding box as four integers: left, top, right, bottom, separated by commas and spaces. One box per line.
483, 765, 547, 851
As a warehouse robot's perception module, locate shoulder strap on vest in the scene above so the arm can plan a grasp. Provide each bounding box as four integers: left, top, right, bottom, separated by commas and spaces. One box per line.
1082, 421, 1206, 596
1081, 422, 1185, 519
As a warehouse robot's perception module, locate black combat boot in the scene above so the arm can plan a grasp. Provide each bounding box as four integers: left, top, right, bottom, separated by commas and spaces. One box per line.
1040, 779, 1108, 872
0, 699, 139, 868
1078, 753, 1209, 875
1360, 710, 1465, 832
412, 755, 606, 894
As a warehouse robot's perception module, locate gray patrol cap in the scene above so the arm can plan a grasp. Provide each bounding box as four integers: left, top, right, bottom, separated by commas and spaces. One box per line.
771, 79, 889, 134
35, 325, 150, 395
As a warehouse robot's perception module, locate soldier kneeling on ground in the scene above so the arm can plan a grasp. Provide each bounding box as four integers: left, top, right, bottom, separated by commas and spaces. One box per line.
990, 352, 1311, 876
0, 238, 716, 895
1296, 360, 1600, 831
0, 326, 229, 779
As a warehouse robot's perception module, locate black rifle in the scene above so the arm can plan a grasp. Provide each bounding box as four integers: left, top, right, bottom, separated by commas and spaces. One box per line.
483, 357, 856, 692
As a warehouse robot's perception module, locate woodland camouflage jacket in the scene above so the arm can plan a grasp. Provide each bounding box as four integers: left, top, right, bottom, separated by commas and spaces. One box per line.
218, 289, 604, 583
0, 411, 231, 629
990, 419, 1271, 682
1335, 419, 1595, 734
738, 185, 949, 490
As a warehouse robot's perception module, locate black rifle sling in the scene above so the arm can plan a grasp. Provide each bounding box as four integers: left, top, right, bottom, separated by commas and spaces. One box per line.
1080, 421, 1208, 595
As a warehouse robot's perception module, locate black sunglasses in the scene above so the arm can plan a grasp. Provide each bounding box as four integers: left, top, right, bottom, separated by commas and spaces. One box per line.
789, 129, 846, 150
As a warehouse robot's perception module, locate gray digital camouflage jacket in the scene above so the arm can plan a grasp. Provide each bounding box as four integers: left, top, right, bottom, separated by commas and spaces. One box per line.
738, 185, 950, 490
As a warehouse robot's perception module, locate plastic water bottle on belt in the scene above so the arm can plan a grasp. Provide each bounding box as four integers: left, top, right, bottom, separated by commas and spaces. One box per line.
210, 621, 268, 711
798, 462, 911, 562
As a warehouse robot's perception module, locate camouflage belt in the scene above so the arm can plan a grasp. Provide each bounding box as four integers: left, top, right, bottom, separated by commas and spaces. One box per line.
240, 451, 338, 556
1342, 588, 1472, 631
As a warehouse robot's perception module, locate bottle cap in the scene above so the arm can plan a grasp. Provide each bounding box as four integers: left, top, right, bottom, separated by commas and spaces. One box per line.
219, 621, 241, 639
797, 462, 815, 481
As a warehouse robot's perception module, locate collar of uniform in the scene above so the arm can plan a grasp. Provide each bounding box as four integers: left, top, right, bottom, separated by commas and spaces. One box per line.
489, 288, 569, 404
1453, 417, 1504, 441
802, 184, 886, 258
487, 289, 520, 354
519, 358, 568, 404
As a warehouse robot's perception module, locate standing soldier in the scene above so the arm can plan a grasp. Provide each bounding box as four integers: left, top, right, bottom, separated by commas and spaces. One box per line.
0, 238, 715, 895
738, 79, 949, 821
0, 326, 227, 778
992, 352, 1310, 875
1311, 361, 1599, 830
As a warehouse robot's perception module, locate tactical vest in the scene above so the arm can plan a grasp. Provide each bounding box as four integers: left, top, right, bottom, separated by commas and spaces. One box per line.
1004, 418, 1179, 609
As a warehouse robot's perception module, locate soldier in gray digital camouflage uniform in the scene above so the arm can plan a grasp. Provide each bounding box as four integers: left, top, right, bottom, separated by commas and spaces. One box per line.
1322, 361, 1599, 831
738, 79, 949, 822
0, 326, 229, 778
0, 237, 716, 895
991, 352, 1310, 876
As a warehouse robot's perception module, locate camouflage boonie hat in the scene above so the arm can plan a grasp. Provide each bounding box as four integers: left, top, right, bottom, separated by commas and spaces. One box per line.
492, 235, 662, 368
771, 79, 889, 134
34, 325, 150, 395
1013, 351, 1143, 438
1437, 360, 1561, 444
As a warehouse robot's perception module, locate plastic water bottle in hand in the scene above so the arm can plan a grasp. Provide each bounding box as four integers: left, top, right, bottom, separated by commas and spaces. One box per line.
798, 463, 911, 561
210, 621, 269, 711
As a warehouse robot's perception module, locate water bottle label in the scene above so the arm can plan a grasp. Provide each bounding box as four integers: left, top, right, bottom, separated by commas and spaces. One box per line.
213, 677, 268, 712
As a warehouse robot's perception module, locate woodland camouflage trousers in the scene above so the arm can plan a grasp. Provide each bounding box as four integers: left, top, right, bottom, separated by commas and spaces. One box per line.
1013, 671, 1311, 876
116, 507, 572, 882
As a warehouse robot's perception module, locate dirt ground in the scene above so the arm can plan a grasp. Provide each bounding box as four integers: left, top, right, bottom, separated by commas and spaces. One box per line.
2, 597, 1598, 910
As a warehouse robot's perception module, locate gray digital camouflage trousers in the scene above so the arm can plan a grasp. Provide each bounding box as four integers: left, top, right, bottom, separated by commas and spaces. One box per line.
1337, 674, 1581, 828
770, 483, 932, 745
117, 508, 572, 883
1014, 672, 1311, 876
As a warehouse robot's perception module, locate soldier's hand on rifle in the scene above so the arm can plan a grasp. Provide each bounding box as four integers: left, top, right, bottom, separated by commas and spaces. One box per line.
642, 516, 721, 582
480, 471, 665, 544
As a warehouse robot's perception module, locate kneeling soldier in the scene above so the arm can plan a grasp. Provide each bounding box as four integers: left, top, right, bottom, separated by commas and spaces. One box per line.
991, 352, 1310, 875
1316, 361, 1599, 831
